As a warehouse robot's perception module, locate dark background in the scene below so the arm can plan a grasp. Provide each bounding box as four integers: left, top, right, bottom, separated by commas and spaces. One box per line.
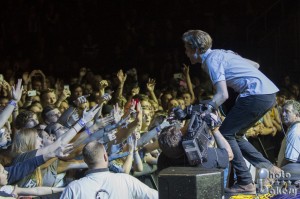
0, 0, 299, 86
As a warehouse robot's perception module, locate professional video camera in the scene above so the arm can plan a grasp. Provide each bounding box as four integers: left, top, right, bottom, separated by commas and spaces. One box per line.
172, 100, 222, 165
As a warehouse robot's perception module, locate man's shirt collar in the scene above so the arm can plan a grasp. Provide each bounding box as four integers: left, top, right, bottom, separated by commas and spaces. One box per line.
200, 48, 212, 63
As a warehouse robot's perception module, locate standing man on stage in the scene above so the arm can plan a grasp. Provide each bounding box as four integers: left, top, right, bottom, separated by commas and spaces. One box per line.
182, 30, 280, 193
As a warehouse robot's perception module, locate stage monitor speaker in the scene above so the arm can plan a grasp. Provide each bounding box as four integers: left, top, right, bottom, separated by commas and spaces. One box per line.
158, 167, 224, 199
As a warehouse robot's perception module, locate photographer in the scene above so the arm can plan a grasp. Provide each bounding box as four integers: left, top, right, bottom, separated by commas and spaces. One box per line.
157, 112, 233, 172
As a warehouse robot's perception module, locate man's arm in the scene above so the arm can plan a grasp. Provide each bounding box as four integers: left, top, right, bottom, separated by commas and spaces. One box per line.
212, 80, 228, 107
0, 79, 23, 129
211, 128, 234, 161
13, 186, 64, 198
37, 105, 100, 156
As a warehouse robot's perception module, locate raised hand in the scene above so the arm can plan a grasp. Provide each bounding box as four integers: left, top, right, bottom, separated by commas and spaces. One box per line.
146, 78, 156, 92
136, 101, 143, 124
201, 111, 222, 130
97, 93, 112, 105
182, 63, 190, 76
11, 79, 23, 101
113, 103, 122, 123
60, 88, 71, 101
1, 80, 11, 93
54, 143, 74, 158
81, 105, 101, 124
131, 86, 140, 96
117, 69, 127, 84
127, 135, 134, 153
99, 80, 109, 89
95, 115, 114, 129
22, 72, 31, 85
73, 95, 89, 107
104, 129, 117, 143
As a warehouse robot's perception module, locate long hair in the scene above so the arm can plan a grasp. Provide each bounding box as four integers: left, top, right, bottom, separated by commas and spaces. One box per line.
11, 128, 43, 186
11, 128, 38, 154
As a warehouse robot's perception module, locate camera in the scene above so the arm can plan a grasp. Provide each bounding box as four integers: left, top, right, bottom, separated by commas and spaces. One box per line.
27, 90, 37, 97
173, 73, 184, 80
172, 101, 220, 165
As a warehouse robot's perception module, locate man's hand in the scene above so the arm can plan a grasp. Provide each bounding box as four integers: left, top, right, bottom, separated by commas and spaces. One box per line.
94, 115, 114, 130
131, 87, 140, 96
59, 88, 71, 101
97, 93, 112, 105
103, 129, 117, 143
81, 105, 101, 124
12, 79, 23, 102
146, 78, 156, 92
113, 103, 122, 123
182, 63, 190, 76
127, 135, 134, 153
22, 72, 31, 85
201, 111, 222, 130
117, 69, 127, 84
73, 95, 89, 107
99, 80, 109, 90
55, 143, 74, 159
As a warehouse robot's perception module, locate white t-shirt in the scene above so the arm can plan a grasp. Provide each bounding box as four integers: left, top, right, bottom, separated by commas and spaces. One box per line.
60, 170, 158, 199
285, 123, 300, 162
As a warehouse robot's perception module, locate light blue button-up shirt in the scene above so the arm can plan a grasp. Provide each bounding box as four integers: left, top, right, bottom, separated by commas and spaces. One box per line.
201, 49, 279, 97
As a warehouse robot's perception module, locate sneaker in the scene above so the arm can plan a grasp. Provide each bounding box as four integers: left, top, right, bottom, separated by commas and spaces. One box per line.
225, 182, 256, 194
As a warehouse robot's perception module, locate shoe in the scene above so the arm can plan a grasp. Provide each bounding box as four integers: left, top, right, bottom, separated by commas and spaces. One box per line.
225, 182, 256, 194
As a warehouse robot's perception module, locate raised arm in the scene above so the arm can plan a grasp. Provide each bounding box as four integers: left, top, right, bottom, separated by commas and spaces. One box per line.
99, 80, 109, 97
37, 105, 100, 156
146, 78, 158, 104
6, 144, 73, 184
116, 69, 127, 99
115, 101, 142, 143
182, 64, 195, 103
55, 87, 71, 108
12, 186, 64, 198
0, 79, 23, 129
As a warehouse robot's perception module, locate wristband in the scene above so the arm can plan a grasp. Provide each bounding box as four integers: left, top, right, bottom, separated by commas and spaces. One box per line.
155, 126, 162, 133
8, 100, 17, 108
78, 119, 86, 127
85, 127, 92, 136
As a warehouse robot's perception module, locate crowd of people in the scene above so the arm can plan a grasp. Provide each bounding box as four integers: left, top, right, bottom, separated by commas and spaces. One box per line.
0, 30, 300, 198
0, 1, 300, 198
